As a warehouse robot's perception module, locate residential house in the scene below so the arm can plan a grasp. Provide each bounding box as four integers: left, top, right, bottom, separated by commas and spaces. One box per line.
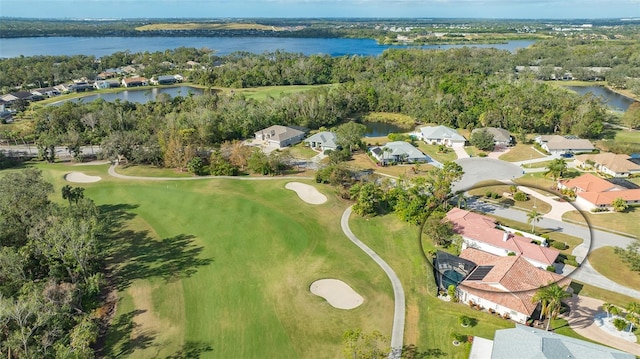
94, 79, 121, 89
445, 208, 559, 268
303, 131, 338, 152
151, 75, 182, 85
418, 125, 466, 147
69, 81, 94, 92
369, 141, 429, 164
574, 152, 640, 177
1, 91, 36, 103
122, 77, 149, 88
535, 135, 595, 155
457, 248, 570, 324
470, 324, 634, 359
30, 87, 61, 97
558, 173, 640, 210
255, 125, 306, 148
471, 127, 512, 147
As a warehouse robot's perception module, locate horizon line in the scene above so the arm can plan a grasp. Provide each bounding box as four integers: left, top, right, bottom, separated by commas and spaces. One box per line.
2, 16, 639, 21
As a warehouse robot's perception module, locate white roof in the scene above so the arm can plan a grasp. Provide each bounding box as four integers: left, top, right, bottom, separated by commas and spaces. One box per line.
420, 125, 466, 142
374, 141, 427, 159
304, 131, 338, 148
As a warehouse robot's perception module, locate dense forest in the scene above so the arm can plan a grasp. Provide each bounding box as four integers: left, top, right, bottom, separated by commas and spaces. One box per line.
0, 170, 106, 358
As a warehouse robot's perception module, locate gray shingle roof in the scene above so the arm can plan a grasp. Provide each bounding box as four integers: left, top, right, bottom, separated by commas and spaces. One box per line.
420, 125, 466, 142
490, 324, 634, 359
304, 131, 338, 149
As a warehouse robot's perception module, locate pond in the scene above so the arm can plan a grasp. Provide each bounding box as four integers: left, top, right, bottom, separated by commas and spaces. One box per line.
52, 86, 204, 105
362, 121, 409, 137
566, 85, 636, 112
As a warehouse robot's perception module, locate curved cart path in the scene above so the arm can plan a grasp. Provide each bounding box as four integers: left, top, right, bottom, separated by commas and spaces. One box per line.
341, 206, 405, 359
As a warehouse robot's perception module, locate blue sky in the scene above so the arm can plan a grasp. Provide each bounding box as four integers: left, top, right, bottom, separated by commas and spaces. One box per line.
1, 0, 638, 19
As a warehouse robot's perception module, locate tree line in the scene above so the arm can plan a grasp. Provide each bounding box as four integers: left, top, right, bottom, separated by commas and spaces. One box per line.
0, 169, 106, 358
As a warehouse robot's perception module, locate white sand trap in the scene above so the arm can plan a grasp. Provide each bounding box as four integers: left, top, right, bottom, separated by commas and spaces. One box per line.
310, 279, 364, 310
65, 172, 102, 183
285, 182, 327, 205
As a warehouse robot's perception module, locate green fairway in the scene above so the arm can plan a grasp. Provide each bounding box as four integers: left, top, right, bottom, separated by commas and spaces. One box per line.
55, 165, 394, 358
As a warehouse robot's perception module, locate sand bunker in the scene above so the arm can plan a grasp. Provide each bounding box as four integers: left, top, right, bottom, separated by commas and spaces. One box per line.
310, 279, 364, 310
285, 182, 327, 205
65, 172, 102, 183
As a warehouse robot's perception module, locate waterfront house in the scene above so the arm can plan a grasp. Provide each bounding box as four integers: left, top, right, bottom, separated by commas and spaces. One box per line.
94, 79, 121, 89
122, 77, 149, 88
418, 125, 466, 147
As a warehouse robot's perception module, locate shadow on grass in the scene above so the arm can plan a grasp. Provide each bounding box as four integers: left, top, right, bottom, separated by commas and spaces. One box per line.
99, 203, 213, 290
401, 344, 446, 358
102, 309, 156, 358
166, 341, 214, 359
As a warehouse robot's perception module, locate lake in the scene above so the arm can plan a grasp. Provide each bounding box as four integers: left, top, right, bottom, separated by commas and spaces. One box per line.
362, 121, 408, 137
566, 85, 636, 112
0, 37, 535, 58
51, 86, 203, 105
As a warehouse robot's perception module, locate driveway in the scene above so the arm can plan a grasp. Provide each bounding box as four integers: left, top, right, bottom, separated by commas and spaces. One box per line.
453, 158, 524, 192
452, 145, 470, 159
564, 295, 640, 356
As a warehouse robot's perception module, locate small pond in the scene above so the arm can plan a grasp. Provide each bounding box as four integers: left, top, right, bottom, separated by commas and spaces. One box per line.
362, 121, 410, 137
52, 86, 204, 105
566, 85, 636, 112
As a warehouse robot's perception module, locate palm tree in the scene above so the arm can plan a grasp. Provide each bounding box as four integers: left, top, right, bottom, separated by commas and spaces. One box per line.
527, 209, 543, 234
626, 302, 640, 332
603, 302, 614, 318
532, 283, 571, 331
545, 158, 568, 188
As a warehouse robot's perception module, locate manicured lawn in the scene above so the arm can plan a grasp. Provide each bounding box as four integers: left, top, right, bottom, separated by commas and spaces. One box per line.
596, 129, 640, 154
116, 165, 194, 178
570, 282, 640, 308
348, 153, 434, 178
16, 162, 396, 359
284, 143, 319, 160
363, 136, 392, 146
464, 146, 487, 158
563, 208, 640, 238
349, 214, 515, 358
498, 144, 546, 162
589, 246, 640, 292
416, 143, 458, 163
467, 184, 552, 214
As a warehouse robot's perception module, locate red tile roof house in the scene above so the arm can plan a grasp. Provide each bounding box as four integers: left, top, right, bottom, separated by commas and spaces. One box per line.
457, 248, 571, 324
558, 173, 640, 211
445, 208, 560, 269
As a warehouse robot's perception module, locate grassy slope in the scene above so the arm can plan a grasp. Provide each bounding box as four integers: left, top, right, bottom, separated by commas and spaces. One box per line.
498, 144, 546, 162
349, 214, 514, 358
86, 175, 394, 358
589, 246, 640, 292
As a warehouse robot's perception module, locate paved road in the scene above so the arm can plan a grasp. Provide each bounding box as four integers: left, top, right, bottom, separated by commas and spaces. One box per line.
454, 157, 524, 192
341, 207, 405, 359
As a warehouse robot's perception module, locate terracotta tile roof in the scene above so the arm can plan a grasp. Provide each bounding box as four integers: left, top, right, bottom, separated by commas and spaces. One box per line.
559, 173, 616, 193
122, 77, 148, 84
459, 248, 570, 316
575, 153, 640, 174
579, 188, 640, 206
445, 208, 559, 265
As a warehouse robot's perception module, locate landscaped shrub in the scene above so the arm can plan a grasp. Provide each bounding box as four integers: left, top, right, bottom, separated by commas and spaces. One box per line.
459, 315, 472, 327
531, 240, 541, 245
450, 332, 467, 343
546, 265, 556, 272
613, 318, 628, 331
551, 241, 567, 250
485, 191, 494, 198
591, 207, 609, 213
448, 285, 458, 303
513, 191, 528, 201
477, 152, 488, 157
491, 192, 501, 199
